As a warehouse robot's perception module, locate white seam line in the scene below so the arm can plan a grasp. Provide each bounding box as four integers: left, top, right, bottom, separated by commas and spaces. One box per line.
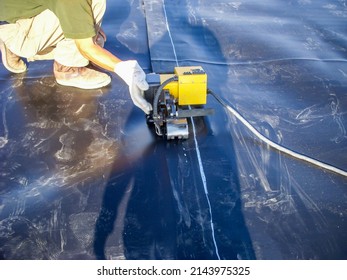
161, 0, 221, 259
162, 0, 179, 67
190, 117, 221, 259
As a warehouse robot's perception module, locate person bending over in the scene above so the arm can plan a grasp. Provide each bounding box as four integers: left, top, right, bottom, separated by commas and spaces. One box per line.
0, 0, 152, 114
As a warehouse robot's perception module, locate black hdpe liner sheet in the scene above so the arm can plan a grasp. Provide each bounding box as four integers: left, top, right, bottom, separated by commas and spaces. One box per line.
0, 0, 346, 260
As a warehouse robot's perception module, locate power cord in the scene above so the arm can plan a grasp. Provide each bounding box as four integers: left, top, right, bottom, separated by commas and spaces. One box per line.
208, 89, 347, 178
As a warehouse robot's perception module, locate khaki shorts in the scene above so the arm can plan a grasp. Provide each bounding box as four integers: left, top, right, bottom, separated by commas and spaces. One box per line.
0, 0, 106, 67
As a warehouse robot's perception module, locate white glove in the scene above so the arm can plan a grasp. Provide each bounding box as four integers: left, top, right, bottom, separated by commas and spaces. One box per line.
114, 60, 152, 114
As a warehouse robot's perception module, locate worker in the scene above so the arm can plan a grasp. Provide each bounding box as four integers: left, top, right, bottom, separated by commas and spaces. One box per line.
0, 0, 152, 114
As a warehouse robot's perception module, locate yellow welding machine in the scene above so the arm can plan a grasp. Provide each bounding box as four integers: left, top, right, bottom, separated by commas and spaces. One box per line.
160, 66, 207, 106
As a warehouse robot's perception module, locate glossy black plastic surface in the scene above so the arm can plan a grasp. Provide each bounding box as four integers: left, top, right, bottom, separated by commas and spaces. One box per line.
0, 0, 346, 259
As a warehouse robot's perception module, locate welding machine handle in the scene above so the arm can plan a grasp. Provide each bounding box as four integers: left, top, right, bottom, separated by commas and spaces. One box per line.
114, 60, 153, 114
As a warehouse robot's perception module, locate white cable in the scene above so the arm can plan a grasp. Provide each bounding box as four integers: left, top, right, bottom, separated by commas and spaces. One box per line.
210, 91, 347, 178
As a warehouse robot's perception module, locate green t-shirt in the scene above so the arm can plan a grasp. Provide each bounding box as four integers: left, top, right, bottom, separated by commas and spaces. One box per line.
0, 0, 96, 39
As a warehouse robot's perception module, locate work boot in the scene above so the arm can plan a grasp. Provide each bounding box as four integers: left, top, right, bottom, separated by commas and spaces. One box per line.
53, 61, 111, 89
0, 39, 27, 73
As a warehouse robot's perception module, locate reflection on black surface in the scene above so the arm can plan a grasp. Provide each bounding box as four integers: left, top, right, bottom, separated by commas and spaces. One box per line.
0, 72, 116, 259
1, 0, 346, 260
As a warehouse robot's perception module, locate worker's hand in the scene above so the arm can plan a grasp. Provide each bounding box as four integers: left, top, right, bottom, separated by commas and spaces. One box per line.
114, 60, 152, 114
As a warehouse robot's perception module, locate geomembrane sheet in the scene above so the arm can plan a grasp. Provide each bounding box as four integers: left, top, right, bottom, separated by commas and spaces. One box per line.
0, 0, 346, 260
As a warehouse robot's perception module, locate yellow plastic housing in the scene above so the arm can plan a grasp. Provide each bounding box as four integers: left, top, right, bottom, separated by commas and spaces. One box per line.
161, 66, 207, 106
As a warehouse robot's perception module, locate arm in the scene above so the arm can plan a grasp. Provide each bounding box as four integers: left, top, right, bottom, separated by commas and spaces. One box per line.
75, 37, 152, 114
74, 37, 120, 71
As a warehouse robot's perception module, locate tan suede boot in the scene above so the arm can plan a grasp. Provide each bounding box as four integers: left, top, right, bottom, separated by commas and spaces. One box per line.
0, 39, 27, 73
53, 61, 111, 89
